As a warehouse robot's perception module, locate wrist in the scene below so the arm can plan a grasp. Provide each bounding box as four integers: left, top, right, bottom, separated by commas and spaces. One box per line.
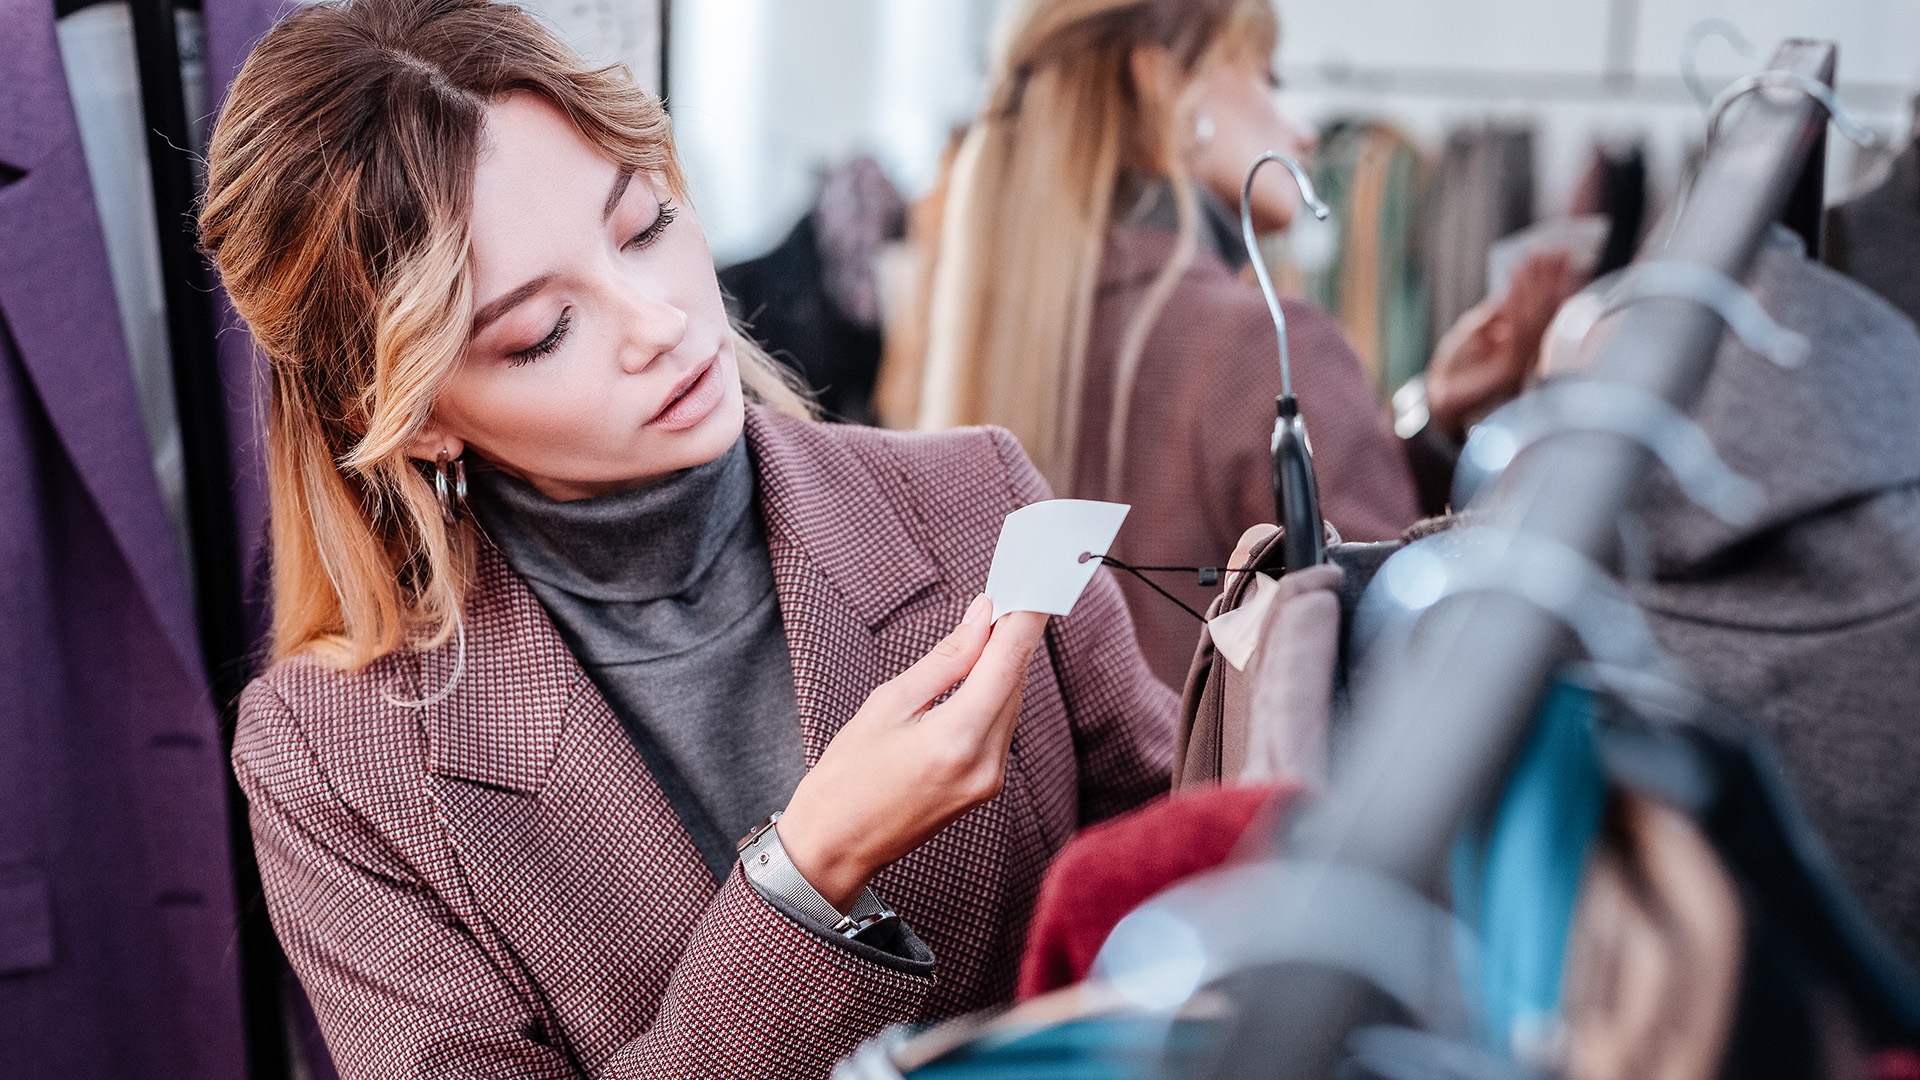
770, 807, 869, 913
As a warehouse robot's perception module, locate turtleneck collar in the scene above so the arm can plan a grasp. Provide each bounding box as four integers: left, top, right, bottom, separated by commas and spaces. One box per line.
467, 435, 755, 605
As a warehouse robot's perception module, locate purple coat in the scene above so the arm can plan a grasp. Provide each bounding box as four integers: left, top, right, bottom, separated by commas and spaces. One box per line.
0, 0, 291, 1074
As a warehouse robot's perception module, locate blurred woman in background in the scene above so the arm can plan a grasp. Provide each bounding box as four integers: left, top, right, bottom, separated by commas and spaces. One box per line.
919, 0, 1420, 685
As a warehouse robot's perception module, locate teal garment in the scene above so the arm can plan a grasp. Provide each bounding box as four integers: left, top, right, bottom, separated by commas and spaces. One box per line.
1451, 680, 1609, 1060
908, 1018, 1220, 1080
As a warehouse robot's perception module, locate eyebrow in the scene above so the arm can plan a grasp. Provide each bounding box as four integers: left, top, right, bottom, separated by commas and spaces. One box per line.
604, 168, 634, 223
471, 274, 555, 335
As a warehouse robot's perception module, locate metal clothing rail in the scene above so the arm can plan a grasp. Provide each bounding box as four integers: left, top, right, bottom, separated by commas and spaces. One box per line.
1232, 38, 1839, 1079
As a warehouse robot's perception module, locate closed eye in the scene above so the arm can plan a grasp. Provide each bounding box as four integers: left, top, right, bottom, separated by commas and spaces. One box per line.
508, 308, 572, 366
626, 201, 678, 251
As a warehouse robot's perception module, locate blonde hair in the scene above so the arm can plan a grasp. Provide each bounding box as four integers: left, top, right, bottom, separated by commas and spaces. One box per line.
201, 0, 809, 670
919, 0, 1278, 496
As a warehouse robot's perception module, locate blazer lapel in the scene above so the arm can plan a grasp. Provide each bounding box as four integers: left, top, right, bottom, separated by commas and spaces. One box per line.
421, 547, 576, 794
744, 407, 947, 763
0, 0, 201, 679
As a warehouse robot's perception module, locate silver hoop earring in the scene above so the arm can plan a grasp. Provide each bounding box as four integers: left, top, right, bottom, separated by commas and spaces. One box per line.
434, 448, 468, 525
1194, 110, 1216, 145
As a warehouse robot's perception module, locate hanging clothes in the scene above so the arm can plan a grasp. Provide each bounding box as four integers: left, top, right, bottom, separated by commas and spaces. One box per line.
0, 0, 243, 1075
1826, 133, 1920, 330
1, 0, 297, 1073
1073, 184, 1419, 689
720, 156, 906, 425
1287, 120, 1432, 401
1624, 226, 1920, 963
1424, 125, 1535, 355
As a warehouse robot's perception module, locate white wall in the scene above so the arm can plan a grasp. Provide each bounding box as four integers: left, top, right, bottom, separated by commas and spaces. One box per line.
668, 0, 1920, 265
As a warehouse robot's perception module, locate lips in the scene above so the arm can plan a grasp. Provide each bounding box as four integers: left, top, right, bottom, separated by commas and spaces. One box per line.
647, 355, 725, 431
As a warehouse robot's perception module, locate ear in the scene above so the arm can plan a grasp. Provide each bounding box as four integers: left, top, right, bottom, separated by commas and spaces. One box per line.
404, 417, 464, 465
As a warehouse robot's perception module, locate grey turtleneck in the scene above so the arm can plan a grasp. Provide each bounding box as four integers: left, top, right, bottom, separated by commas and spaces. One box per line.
468, 437, 805, 880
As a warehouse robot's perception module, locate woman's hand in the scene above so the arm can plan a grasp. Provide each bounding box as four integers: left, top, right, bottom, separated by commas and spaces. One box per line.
1426, 250, 1584, 440
777, 596, 1050, 912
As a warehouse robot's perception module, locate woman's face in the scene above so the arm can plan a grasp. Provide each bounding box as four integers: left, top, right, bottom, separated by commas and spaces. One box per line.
410, 92, 743, 501
1185, 51, 1315, 234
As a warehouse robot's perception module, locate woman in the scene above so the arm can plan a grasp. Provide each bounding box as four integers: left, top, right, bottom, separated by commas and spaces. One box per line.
200, 0, 1175, 1075
920, 0, 1420, 685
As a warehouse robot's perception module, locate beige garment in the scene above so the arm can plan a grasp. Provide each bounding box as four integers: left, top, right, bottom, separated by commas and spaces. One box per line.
1561, 793, 1745, 1080
1175, 524, 1344, 788
1338, 129, 1394, 388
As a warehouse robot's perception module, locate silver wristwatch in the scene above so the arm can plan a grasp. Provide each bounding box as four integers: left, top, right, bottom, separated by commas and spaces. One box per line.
737, 811, 900, 940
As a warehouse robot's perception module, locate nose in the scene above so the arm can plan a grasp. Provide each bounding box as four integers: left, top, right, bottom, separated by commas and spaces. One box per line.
1281, 108, 1317, 161
615, 287, 690, 375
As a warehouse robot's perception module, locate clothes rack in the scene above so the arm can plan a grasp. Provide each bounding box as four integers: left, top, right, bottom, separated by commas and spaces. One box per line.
1222, 38, 1845, 1079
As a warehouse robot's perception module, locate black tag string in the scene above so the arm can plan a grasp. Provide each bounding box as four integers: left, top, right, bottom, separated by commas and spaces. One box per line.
1078, 552, 1242, 623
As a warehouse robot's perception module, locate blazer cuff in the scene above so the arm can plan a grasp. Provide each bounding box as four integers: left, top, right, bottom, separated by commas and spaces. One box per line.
750, 880, 936, 977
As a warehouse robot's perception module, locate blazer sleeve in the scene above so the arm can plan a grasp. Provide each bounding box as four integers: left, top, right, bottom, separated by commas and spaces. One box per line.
985, 427, 1177, 823
234, 682, 933, 1080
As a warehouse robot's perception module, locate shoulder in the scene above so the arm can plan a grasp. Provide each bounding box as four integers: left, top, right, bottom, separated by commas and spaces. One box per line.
747, 405, 1049, 511
233, 643, 436, 813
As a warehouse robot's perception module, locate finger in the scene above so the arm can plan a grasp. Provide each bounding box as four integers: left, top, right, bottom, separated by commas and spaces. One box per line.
1228, 523, 1279, 587
939, 612, 1047, 729
984, 664, 1029, 751
869, 594, 993, 714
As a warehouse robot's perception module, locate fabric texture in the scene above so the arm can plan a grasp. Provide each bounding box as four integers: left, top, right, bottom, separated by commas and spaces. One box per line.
1016, 783, 1291, 1000
0, 0, 281, 1072
234, 405, 1178, 1080
468, 436, 804, 874
1424, 126, 1535, 345
1175, 532, 1378, 789
1074, 218, 1420, 687
1328, 229, 1920, 963
1826, 135, 1920, 330
1625, 227, 1920, 963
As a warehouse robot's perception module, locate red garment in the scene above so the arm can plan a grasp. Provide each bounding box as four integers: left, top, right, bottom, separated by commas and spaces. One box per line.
233, 406, 1177, 1080
1018, 782, 1294, 999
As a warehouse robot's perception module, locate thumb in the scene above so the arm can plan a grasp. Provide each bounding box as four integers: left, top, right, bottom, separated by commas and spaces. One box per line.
868, 594, 993, 715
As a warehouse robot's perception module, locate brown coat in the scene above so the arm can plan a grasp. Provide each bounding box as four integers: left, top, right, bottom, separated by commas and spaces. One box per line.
1073, 224, 1420, 686
232, 406, 1176, 1079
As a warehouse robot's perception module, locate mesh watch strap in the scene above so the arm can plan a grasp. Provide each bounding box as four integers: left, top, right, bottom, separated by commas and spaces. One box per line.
737, 812, 894, 937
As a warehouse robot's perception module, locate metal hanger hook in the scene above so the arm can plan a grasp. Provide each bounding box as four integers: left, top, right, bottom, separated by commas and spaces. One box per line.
1707, 69, 1881, 149
1680, 18, 1755, 111
1241, 152, 1332, 398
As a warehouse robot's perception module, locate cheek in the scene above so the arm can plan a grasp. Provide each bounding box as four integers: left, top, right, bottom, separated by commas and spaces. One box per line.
438, 359, 615, 455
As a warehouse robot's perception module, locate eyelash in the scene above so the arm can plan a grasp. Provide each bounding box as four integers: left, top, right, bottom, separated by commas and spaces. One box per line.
503, 202, 675, 366
509, 308, 572, 366
627, 201, 678, 250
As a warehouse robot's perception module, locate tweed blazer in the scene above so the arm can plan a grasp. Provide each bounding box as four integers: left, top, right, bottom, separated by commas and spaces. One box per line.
233, 405, 1177, 1080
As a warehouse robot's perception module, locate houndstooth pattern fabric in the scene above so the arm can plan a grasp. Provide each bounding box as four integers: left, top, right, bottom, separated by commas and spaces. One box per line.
233, 406, 1176, 1080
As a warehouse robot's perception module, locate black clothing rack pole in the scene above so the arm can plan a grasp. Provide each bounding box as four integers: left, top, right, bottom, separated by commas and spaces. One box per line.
123, 0, 289, 1076
1221, 40, 1839, 1079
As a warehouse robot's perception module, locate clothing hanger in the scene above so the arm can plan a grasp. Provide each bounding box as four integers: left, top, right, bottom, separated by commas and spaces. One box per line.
1680, 17, 1755, 113
1240, 153, 1331, 573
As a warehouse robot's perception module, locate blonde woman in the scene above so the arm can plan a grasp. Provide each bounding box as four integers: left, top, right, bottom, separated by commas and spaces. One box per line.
922, 0, 1420, 685
199, 0, 1176, 1075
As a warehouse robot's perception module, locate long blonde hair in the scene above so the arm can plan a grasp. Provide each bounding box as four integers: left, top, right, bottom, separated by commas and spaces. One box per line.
920, 0, 1277, 495
201, 0, 808, 670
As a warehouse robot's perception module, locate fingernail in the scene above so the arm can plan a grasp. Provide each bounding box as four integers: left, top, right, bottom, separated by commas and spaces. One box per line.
963, 594, 991, 626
